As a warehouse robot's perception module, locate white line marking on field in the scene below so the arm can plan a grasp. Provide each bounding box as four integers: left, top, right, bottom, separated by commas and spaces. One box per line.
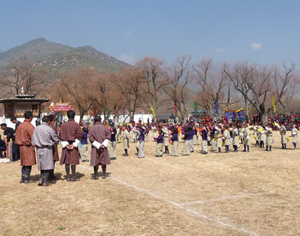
180, 193, 265, 205
78, 165, 260, 236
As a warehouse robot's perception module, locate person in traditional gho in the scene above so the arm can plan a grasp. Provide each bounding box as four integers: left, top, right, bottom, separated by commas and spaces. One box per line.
59, 110, 82, 182
229, 124, 234, 151
180, 124, 186, 143
145, 126, 150, 142
109, 126, 117, 160
162, 125, 170, 154
10, 117, 21, 160
155, 128, 164, 157
200, 125, 208, 154
48, 115, 60, 180
132, 125, 137, 143
232, 124, 239, 152
193, 126, 198, 145
32, 116, 59, 187
137, 127, 145, 158
15, 111, 36, 184
152, 125, 157, 141
210, 124, 217, 151
80, 126, 89, 162
253, 124, 259, 146
242, 123, 250, 152
122, 125, 130, 156
89, 116, 111, 179
240, 126, 245, 144
189, 125, 195, 153
133, 127, 140, 153
265, 124, 273, 151
116, 126, 121, 143
291, 123, 298, 150
223, 125, 231, 153
170, 127, 178, 156
183, 126, 192, 156
215, 124, 223, 153
196, 123, 201, 143
279, 123, 287, 149
258, 125, 266, 148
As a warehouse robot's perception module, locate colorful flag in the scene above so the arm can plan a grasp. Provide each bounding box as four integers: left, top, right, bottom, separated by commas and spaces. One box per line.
150, 105, 155, 117
107, 108, 110, 118
174, 102, 177, 116
87, 110, 90, 119
123, 107, 125, 117
91, 109, 94, 117
194, 102, 197, 115
214, 101, 218, 115
224, 108, 244, 121
272, 97, 276, 113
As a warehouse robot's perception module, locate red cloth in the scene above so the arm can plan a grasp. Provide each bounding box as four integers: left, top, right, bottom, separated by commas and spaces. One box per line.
59, 119, 82, 165
15, 120, 36, 166
88, 122, 111, 166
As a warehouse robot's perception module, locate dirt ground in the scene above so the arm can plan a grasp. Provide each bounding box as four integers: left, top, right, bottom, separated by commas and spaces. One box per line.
0, 130, 300, 236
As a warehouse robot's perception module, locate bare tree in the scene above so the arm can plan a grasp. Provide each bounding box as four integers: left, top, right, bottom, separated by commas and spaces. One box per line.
111, 66, 144, 120
224, 61, 299, 122
192, 58, 228, 117
163, 55, 192, 119
0, 57, 50, 96
90, 72, 124, 121
58, 68, 94, 120
273, 62, 299, 113
136, 56, 169, 121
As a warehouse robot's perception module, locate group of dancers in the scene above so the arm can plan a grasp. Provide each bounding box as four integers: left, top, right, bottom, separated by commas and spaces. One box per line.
110, 120, 299, 158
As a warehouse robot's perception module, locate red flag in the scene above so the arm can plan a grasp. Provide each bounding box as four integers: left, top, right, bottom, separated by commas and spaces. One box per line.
175, 102, 177, 116
91, 109, 94, 116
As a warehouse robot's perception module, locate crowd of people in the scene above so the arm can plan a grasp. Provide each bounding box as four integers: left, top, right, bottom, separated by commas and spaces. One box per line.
1, 111, 299, 187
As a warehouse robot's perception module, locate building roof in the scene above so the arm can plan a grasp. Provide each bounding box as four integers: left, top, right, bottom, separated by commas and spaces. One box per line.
0, 94, 49, 103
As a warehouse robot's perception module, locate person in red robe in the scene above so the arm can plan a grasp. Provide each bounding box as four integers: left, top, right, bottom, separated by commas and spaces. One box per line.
59, 110, 82, 182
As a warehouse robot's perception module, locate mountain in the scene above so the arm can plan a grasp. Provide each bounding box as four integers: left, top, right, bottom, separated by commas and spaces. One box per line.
0, 38, 129, 72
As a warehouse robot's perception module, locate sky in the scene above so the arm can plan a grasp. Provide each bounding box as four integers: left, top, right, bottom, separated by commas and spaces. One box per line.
1, 0, 300, 65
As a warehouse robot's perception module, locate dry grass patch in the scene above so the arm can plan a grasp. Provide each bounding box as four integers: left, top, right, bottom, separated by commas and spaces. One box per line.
0, 130, 300, 235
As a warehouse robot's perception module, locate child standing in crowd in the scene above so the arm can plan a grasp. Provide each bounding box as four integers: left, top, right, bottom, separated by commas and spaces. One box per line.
201, 125, 208, 154
122, 126, 130, 156
171, 128, 178, 156
155, 128, 164, 157
137, 127, 145, 158
291, 123, 298, 150
232, 124, 239, 152
109, 126, 117, 160
80, 126, 89, 162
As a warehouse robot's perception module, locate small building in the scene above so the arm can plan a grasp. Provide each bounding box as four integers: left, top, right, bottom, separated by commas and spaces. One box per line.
0, 94, 49, 119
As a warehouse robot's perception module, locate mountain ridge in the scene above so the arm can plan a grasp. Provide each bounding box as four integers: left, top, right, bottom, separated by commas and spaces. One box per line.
0, 38, 129, 72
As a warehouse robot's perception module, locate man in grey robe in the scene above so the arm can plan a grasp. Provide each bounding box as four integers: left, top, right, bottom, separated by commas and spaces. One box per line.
32, 116, 59, 186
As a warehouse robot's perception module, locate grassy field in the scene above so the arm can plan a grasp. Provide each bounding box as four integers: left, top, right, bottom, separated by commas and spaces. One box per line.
0, 131, 300, 235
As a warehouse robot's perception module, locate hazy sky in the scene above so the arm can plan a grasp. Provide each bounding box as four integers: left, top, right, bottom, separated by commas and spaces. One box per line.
1, 0, 300, 65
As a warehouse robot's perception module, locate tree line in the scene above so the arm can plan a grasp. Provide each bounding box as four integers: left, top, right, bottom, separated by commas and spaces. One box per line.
1, 56, 300, 122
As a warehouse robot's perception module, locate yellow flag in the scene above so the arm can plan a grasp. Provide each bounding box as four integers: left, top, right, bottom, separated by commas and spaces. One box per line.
272, 97, 276, 113
150, 105, 156, 118
87, 110, 90, 119
274, 121, 279, 127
